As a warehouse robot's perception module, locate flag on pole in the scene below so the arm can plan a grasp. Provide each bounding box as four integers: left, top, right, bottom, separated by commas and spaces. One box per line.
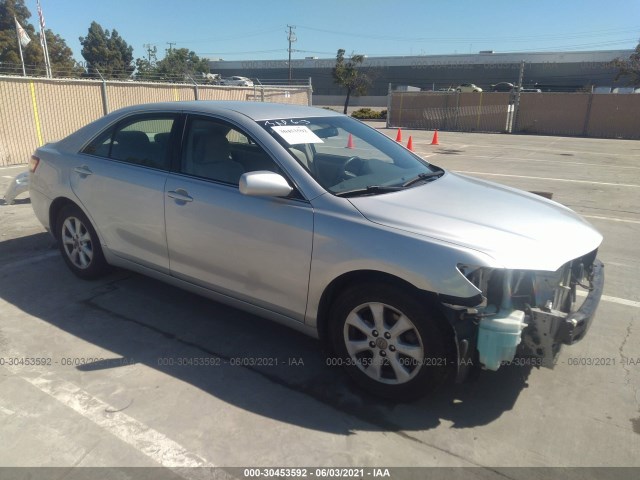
15, 19, 31, 47
37, 0, 46, 29
37, 0, 52, 78
14, 17, 29, 76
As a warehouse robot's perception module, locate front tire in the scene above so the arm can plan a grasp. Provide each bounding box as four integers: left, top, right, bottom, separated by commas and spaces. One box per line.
56, 204, 108, 279
330, 283, 450, 400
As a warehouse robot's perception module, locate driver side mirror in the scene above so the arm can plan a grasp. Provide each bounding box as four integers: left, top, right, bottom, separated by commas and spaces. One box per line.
239, 171, 293, 197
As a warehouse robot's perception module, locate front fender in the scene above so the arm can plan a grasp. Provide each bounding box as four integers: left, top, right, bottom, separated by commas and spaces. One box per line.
305, 206, 499, 327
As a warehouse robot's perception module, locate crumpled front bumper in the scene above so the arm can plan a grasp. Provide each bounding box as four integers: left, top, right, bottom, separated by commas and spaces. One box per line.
523, 259, 605, 366
557, 259, 605, 344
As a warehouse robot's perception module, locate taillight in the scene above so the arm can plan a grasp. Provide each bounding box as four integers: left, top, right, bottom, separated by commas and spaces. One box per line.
29, 155, 40, 173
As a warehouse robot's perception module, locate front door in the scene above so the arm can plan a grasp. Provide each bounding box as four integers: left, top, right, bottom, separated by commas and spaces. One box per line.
164, 115, 314, 321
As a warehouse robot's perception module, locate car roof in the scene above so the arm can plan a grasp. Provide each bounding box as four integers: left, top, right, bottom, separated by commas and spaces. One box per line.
109, 101, 343, 121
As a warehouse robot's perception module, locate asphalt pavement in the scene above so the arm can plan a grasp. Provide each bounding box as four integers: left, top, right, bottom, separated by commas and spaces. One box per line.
0, 128, 638, 479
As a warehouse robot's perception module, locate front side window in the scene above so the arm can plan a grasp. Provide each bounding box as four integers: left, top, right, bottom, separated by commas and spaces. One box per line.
82, 114, 176, 170
181, 117, 282, 185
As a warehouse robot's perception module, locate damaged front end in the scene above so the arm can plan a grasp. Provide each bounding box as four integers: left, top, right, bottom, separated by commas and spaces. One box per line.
449, 249, 604, 376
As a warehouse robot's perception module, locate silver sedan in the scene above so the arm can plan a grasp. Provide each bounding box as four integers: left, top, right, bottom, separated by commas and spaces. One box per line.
29, 101, 604, 400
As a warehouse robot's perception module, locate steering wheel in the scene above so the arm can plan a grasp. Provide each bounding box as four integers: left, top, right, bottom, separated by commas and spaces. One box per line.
342, 156, 362, 179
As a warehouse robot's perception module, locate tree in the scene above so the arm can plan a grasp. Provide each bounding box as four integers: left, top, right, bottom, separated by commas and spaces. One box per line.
0, 0, 80, 76
332, 49, 371, 114
612, 40, 640, 86
79, 21, 134, 79
133, 47, 209, 83
0, 0, 32, 70
154, 48, 210, 82
45, 30, 84, 77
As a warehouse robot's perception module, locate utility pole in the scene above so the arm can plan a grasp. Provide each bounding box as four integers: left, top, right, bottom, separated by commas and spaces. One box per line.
143, 44, 156, 62
287, 25, 296, 82
167, 42, 176, 54
512, 60, 526, 133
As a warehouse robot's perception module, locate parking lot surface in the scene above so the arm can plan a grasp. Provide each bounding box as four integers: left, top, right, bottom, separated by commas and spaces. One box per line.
0, 129, 638, 477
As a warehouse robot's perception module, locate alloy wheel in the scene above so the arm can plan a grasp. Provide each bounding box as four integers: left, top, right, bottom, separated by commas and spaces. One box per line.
343, 302, 425, 385
61, 216, 94, 269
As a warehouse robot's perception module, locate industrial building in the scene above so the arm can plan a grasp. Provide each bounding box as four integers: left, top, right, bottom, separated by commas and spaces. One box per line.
209, 49, 634, 105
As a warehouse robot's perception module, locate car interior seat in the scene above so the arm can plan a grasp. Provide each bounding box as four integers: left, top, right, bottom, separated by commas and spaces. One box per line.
112, 130, 152, 165
191, 131, 245, 184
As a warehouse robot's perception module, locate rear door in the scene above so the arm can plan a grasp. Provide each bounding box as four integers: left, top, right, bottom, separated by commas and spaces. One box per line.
70, 113, 180, 273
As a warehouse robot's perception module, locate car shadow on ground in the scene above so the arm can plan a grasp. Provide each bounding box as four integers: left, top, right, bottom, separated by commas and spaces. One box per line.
0, 233, 533, 435
0, 232, 55, 267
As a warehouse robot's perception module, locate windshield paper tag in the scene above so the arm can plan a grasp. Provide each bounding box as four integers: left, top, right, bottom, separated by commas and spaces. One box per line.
271, 125, 324, 145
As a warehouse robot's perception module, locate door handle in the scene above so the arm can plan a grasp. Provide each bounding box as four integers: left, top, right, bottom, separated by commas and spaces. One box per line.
74, 165, 92, 176
167, 189, 193, 203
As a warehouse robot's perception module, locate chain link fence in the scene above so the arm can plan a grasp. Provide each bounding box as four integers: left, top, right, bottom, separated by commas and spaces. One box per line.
0, 76, 313, 166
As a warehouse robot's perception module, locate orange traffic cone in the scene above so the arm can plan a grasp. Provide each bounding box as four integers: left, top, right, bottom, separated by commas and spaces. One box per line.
346, 133, 355, 149
395, 128, 402, 142
431, 129, 439, 145
406, 136, 414, 151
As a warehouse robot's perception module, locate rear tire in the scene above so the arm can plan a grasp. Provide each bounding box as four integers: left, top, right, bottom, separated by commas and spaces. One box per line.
56, 204, 108, 279
329, 282, 450, 401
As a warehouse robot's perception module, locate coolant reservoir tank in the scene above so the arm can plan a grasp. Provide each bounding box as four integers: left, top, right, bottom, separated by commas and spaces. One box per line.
477, 310, 526, 371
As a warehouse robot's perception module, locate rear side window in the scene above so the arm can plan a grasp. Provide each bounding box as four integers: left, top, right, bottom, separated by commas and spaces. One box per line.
82, 114, 177, 170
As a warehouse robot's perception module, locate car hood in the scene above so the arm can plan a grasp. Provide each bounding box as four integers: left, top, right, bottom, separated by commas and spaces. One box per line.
348, 172, 602, 271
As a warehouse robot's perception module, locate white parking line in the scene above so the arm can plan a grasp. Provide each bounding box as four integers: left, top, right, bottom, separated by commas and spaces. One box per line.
576, 290, 640, 308
9, 370, 216, 468
468, 143, 640, 159
0, 405, 15, 416
454, 171, 640, 188
582, 215, 640, 225
2, 175, 15, 179
435, 154, 640, 170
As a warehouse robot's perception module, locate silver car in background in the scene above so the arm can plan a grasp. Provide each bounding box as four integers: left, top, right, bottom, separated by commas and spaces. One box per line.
29, 101, 604, 400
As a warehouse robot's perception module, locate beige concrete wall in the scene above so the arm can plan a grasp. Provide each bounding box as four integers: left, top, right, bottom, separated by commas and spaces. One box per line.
516, 93, 590, 136
0, 77, 312, 166
516, 93, 640, 139
389, 91, 640, 140
457, 93, 511, 132
0, 79, 47, 165
388, 92, 511, 132
587, 94, 640, 139
36, 80, 105, 144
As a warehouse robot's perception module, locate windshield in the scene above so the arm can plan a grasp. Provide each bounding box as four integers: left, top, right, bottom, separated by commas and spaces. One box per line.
258, 116, 442, 195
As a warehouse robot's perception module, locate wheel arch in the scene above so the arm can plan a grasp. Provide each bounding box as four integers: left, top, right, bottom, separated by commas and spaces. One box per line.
49, 197, 104, 246
316, 270, 454, 349
50, 197, 110, 278
49, 197, 80, 240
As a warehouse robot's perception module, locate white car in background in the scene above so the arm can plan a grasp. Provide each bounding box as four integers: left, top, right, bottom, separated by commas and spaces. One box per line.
456, 83, 483, 93
221, 76, 254, 87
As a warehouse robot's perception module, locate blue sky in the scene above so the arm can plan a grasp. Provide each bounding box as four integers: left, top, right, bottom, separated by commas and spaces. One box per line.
24, 0, 640, 63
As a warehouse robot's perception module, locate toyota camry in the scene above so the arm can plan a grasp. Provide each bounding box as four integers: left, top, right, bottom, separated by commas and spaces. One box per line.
29, 101, 604, 400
